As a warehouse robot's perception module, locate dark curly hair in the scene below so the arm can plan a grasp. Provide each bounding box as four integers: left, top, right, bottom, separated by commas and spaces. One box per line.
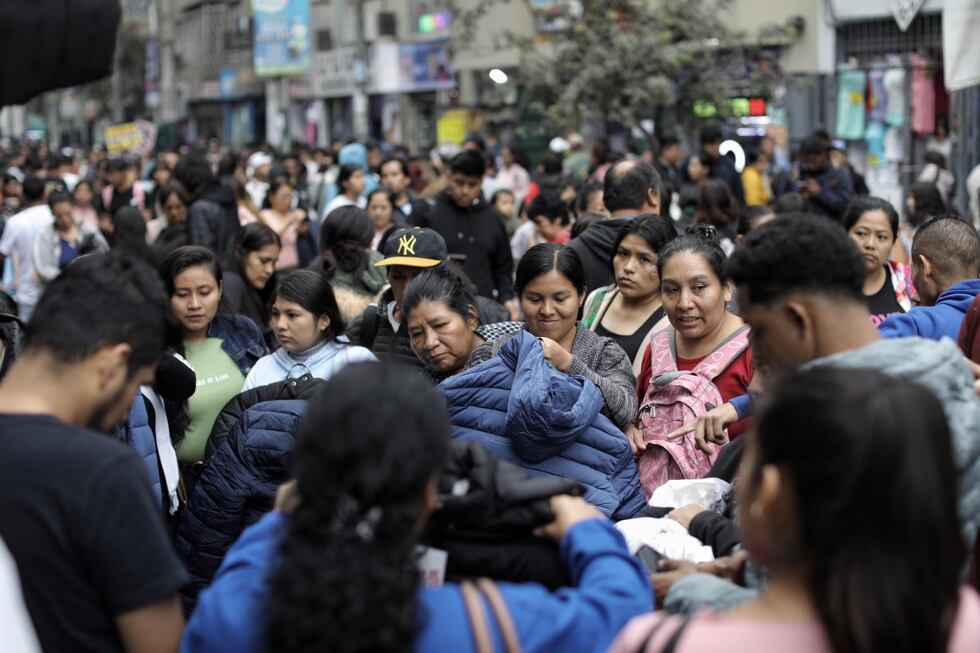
726, 215, 865, 306
263, 362, 450, 653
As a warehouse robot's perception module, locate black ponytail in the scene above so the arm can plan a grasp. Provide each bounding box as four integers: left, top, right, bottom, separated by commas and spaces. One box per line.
263, 363, 450, 653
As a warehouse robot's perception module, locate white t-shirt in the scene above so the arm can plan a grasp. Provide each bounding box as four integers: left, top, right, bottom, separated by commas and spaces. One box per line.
0, 204, 53, 307
0, 538, 41, 653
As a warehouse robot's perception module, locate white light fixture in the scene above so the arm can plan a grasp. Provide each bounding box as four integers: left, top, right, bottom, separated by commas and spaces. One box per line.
489, 68, 508, 84
720, 139, 746, 172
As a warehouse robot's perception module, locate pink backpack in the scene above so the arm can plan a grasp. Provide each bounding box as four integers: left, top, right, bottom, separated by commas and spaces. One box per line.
637, 325, 750, 499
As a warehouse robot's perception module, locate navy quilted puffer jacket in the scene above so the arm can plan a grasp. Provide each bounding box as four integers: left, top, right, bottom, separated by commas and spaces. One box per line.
175, 398, 306, 612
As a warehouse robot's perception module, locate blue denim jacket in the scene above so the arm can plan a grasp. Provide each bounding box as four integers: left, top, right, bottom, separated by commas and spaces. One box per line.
208, 313, 266, 376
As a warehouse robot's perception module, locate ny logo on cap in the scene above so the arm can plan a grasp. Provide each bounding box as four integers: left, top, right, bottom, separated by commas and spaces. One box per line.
397, 234, 417, 256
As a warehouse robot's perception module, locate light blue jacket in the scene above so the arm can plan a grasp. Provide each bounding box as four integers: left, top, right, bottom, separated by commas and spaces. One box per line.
181, 510, 652, 653
241, 339, 376, 391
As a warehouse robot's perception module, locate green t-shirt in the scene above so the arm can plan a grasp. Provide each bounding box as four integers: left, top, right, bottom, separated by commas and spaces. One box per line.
177, 338, 245, 464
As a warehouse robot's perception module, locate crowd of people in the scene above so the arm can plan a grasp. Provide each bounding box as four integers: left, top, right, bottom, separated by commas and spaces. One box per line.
0, 125, 979, 653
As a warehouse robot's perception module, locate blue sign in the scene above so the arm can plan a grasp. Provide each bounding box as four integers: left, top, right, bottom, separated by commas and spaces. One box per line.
397, 39, 455, 92
253, 0, 312, 77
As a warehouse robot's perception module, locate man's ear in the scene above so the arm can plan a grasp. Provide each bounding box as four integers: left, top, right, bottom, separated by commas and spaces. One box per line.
647, 188, 661, 215
91, 343, 132, 391
916, 254, 935, 280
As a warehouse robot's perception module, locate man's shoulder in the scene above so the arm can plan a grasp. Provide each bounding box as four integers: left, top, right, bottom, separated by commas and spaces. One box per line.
0, 415, 137, 472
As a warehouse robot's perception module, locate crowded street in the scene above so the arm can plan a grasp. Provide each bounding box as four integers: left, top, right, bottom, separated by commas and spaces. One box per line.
0, 1, 979, 652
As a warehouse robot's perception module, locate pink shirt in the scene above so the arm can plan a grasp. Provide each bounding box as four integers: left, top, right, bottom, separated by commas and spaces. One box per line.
609, 587, 980, 653
260, 210, 300, 270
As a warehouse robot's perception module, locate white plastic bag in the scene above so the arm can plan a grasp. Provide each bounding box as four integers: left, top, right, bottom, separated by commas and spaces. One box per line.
649, 478, 732, 513
615, 518, 715, 563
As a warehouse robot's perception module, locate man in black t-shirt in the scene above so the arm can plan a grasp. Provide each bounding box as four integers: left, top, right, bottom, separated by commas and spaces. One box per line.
0, 253, 187, 653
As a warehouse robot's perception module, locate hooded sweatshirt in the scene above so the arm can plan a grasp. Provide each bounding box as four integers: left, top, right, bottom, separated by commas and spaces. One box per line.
416, 189, 515, 302
241, 338, 376, 391
566, 218, 633, 294
879, 279, 980, 341
664, 336, 980, 615
811, 337, 980, 550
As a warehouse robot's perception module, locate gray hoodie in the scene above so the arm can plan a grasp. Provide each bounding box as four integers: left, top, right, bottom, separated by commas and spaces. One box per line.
665, 336, 980, 614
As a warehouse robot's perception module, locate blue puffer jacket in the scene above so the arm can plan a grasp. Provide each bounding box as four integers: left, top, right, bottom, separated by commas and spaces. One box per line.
438, 331, 645, 520
120, 394, 162, 507
175, 398, 307, 612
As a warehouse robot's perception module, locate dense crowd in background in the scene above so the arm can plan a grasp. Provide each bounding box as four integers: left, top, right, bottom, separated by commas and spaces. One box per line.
0, 123, 980, 653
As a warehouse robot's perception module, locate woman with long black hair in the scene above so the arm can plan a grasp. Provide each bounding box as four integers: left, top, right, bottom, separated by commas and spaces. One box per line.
182, 363, 652, 653
221, 222, 281, 346
612, 366, 980, 652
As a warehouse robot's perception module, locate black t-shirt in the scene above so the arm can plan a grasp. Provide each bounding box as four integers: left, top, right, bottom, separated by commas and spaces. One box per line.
596, 306, 666, 362
0, 414, 188, 653
865, 267, 905, 326
96, 186, 134, 217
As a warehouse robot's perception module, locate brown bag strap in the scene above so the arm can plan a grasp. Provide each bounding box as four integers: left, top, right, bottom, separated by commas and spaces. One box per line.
477, 578, 522, 653
460, 580, 493, 653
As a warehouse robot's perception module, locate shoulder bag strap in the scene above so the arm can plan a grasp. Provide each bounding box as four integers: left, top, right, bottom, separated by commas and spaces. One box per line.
461, 580, 493, 653
692, 324, 751, 381
360, 305, 380, 349
477, 578, 522, 653
662, 613, 694, 653
592, 286, 619, 331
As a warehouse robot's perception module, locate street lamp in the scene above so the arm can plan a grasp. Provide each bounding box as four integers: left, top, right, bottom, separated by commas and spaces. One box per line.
489, 69, 508, 84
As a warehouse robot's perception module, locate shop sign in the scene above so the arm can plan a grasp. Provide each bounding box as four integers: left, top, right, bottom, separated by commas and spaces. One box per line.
105, 121, 157, 155
397, 39, 455, 92
312, 47, 358, 97
253, 0, 312, 77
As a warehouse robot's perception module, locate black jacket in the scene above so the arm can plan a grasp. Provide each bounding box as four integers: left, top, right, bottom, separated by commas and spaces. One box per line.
415, 191, 514, 302
423, 441, 584, 589
346, 289, 426, 371
221, 270, 273, 348
188, 180, 241, 258
566, 217, 633, 293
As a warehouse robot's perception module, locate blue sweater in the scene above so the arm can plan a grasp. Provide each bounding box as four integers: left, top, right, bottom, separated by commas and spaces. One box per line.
879, 279, 980, 341
181, 511, 652, 653
439, 331, 645, 519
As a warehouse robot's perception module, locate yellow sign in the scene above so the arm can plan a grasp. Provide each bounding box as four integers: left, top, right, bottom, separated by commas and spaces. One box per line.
436, 109, 471, 145
104, 123, 143, 153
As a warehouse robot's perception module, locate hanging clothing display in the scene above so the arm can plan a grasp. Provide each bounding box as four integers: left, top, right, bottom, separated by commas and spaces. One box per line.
835, 69, 867, 140
883, 68, 907, 127
867, 69, 888, 122
910, 54, 936, 135
864, 121, 886, 168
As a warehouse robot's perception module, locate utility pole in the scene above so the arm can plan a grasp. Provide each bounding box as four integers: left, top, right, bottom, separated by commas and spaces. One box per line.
159, 0, 178, 124
352, 0, 369, 142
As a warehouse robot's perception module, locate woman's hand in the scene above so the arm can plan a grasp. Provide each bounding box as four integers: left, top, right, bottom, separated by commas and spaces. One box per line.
539, 337, 573, 371
625, 423, 647, 458
534, 495, 602, 542
667, 504, 705, 530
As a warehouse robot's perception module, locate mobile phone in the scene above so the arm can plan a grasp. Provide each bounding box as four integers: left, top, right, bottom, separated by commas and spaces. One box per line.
637, 545, 665, 574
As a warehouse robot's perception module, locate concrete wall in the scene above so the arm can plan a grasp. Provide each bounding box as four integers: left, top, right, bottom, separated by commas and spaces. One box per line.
725, 0, 835, 74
